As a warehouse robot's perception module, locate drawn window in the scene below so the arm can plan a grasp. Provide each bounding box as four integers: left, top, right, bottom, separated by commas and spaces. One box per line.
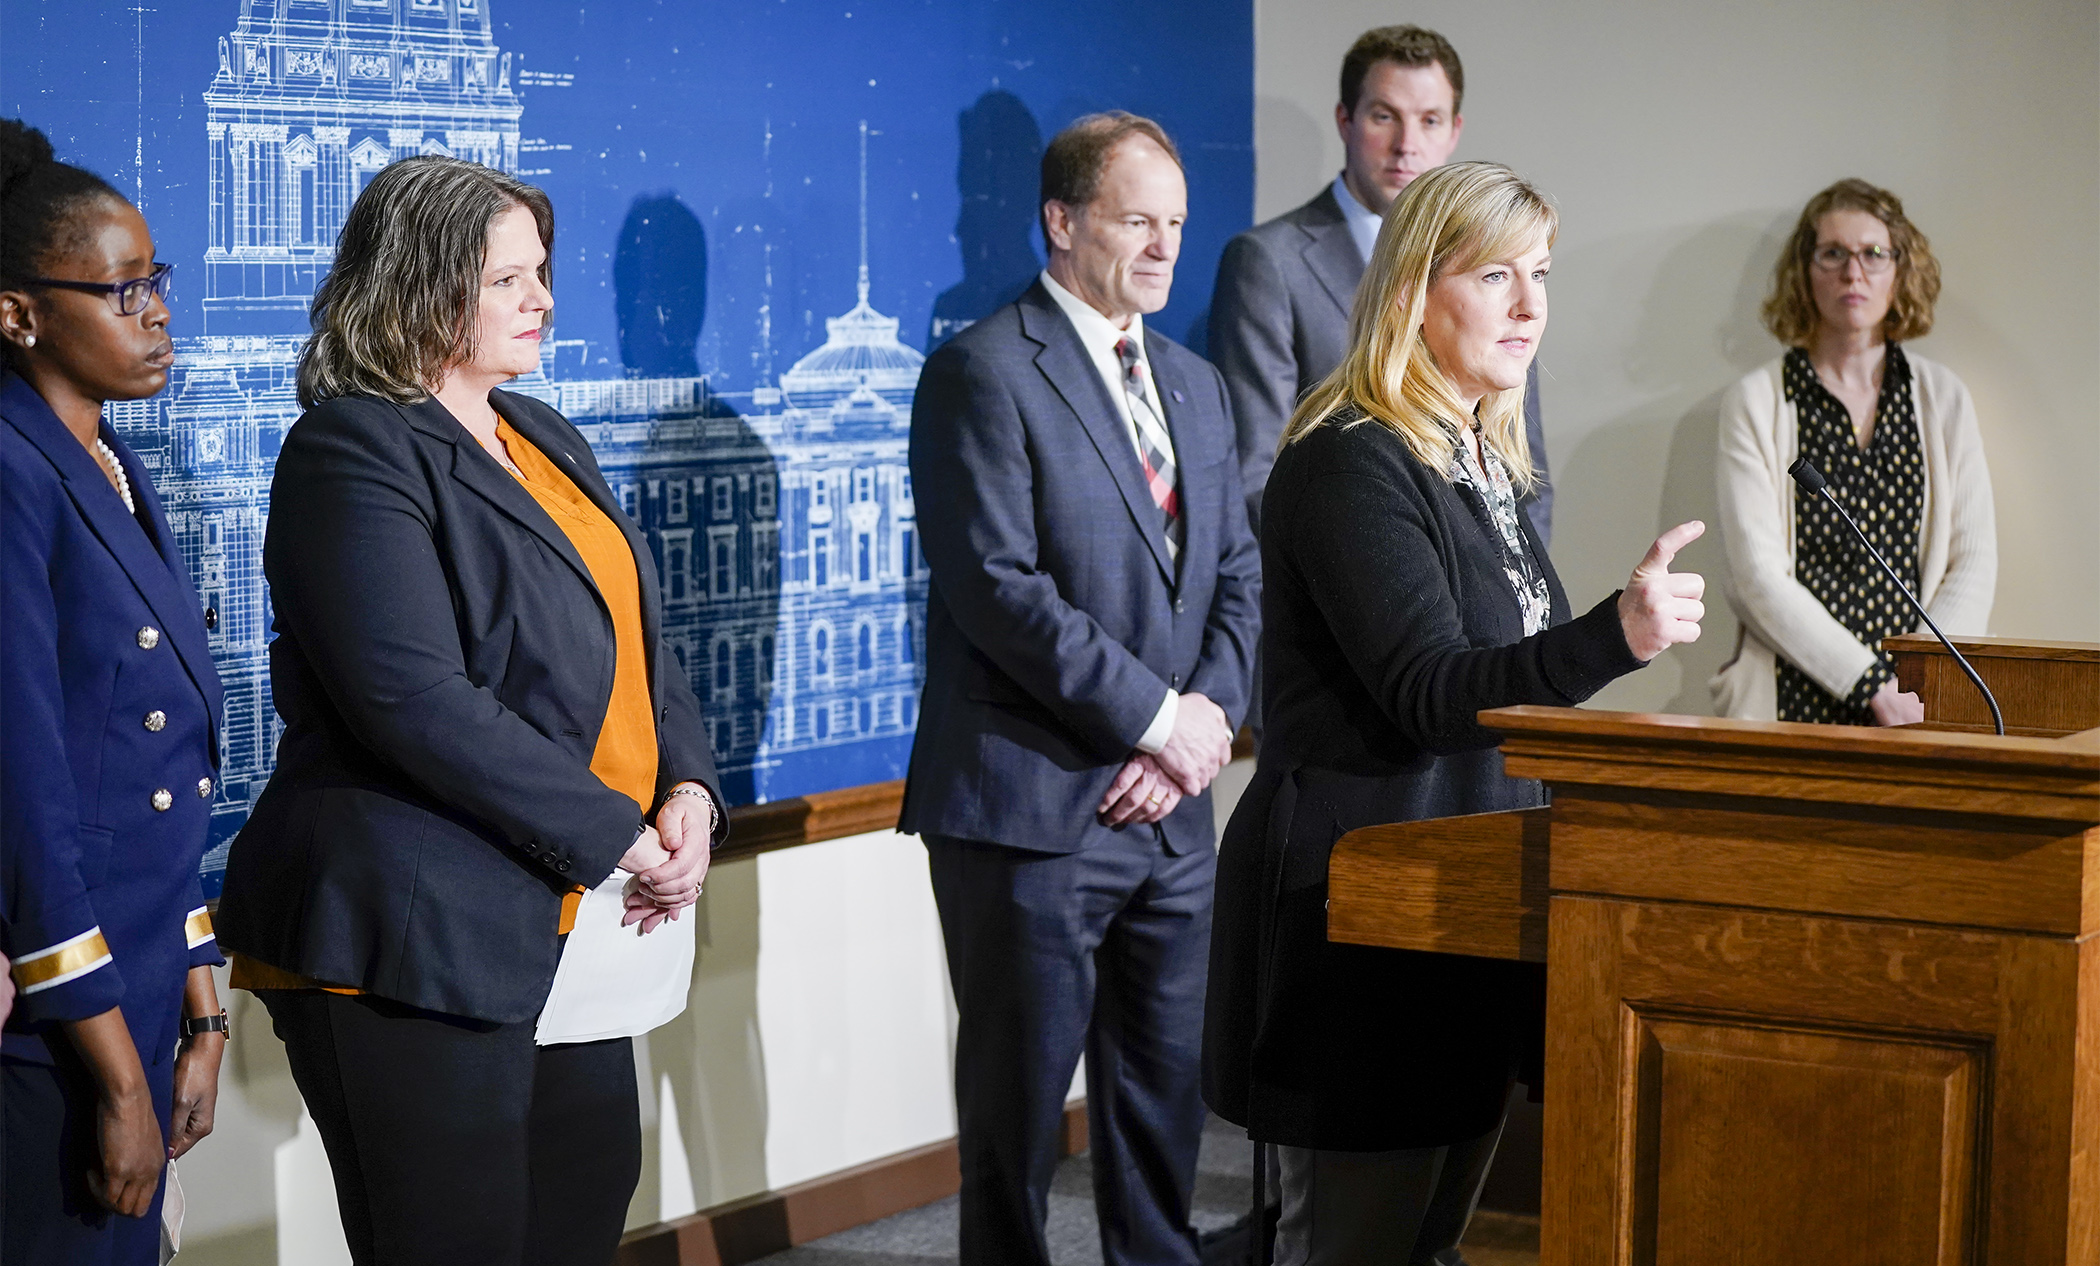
620, 484, 639, 520
857, 624, 873, 674
667, 546, 686, 600
814, 533, 830, 587
667, 480, 687, 523
712, 477, 732, 520
714, 641, 732, 692
753, 525, 778, 593
713, 536, 733, 597
755, 474, 776, 518
759, 634, 774, 684
901, 527, 916, 579
857, 532, 872, 583
854, 469, 873, 502
813, 475, 828, 511
812, 626, 831, 680
898, 617, 913, 665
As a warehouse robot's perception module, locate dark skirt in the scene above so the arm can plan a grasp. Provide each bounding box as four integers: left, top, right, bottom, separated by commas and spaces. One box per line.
1203, 760, 1546, 1152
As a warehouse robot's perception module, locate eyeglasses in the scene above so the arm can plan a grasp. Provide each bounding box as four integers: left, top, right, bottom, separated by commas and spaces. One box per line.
1810, 244, 1901, 275
24, 261, 175, 316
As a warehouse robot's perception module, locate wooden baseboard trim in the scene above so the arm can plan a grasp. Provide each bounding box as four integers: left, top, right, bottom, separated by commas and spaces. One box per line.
618, 1100, 1088, 1266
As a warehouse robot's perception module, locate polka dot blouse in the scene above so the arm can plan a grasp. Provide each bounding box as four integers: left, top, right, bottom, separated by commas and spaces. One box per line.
1776, 346, 1925, 725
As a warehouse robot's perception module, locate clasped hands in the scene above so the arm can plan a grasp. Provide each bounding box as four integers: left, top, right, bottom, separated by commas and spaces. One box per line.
616, 782, 716, 933
1098, 691, 1233, 827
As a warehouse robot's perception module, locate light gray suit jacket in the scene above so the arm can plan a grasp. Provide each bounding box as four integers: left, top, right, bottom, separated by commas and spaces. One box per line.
1209, 185, 1552, 543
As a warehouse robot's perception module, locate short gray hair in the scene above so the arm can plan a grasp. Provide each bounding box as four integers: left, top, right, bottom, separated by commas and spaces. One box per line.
297, 156, 553, 409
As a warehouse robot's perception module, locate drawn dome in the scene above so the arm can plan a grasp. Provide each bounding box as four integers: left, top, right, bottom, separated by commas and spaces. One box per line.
779, 285, 924, 413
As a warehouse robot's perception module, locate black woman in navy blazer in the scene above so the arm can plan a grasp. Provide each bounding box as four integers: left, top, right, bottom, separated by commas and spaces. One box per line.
0, 120, 227, 1266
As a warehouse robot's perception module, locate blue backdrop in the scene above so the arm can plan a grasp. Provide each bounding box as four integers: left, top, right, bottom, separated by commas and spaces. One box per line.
2, 0, 1254, 895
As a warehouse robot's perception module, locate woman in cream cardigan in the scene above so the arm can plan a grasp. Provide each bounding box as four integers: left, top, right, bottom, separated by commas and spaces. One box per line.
1713, 179, 1995, 724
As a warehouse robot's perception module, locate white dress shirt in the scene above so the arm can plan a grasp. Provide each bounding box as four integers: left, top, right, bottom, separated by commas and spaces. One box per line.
1332, 173, 1383, 265
1038, 268, 1180, 756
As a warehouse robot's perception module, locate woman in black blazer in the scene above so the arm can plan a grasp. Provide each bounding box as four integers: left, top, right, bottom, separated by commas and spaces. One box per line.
1203, 163, 1706, 1265
217, 157, 724, 1266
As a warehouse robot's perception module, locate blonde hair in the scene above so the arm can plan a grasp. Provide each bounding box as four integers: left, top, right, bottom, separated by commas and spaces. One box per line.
1281, 161, 1555, 489
1761, 177, 1939, 347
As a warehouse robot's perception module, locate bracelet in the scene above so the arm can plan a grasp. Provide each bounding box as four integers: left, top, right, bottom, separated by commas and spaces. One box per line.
180, 1010, 230, 1041
667, 785, 719, 829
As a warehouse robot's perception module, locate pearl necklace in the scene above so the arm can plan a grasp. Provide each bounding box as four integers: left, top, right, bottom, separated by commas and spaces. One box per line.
94, 438, 137, 515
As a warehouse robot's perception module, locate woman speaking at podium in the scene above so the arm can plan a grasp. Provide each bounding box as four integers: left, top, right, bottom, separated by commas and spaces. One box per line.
1711, 179, 1995, 725
1203, 163, 1704, 1265
216, 157, 725, 1266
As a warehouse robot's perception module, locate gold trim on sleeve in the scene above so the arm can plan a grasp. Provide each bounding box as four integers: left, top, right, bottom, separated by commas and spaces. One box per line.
12, 928, 115, 994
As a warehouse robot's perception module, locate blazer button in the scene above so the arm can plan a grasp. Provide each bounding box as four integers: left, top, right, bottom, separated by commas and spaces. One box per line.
1172, 674, 1182, 687
137, 626, 161, 650
143, 710, 167, 732
198, 776, 214, 799
152, 789, 174, 811
556, 860, 572, 873
1174, 598, 1185, 614
203, 606, 219, 631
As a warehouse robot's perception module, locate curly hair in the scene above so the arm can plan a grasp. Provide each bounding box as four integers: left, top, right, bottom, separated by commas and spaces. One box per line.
298, 156, 553, 409
1761, 178, 1940, 346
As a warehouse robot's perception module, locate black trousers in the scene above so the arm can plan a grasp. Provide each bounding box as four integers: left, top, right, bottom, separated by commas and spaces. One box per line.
259, 989, 641, 1266
927, 829, 1215, 1266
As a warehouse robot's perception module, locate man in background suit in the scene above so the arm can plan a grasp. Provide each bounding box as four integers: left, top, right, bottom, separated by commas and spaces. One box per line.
903, 112, 1261, 1266
1211, 24, 1552, 543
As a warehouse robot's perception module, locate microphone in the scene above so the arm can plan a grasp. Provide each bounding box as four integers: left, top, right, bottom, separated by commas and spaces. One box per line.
1787, 457, 2003, 735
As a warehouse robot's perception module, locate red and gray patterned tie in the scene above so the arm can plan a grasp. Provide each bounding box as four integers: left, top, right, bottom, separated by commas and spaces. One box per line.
1115, 335, 1182, 560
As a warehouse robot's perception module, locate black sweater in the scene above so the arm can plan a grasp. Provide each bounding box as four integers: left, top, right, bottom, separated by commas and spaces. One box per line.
1203, 415, 1643, 1150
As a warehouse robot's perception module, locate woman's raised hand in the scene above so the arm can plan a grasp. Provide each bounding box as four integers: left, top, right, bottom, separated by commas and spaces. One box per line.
1619, 521, 1707, 662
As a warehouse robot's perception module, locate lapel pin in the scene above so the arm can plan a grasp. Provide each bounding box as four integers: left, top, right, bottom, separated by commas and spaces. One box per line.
1171, 389, 1184, 403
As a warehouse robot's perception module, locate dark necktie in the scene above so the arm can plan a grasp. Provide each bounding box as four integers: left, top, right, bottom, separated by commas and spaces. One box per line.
1115, 335, 1181, 559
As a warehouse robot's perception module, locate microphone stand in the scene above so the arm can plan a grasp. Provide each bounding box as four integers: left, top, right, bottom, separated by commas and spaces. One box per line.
1787, 457, 2003, 736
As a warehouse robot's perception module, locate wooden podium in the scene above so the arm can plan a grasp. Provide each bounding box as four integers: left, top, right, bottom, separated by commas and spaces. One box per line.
1328, 640, 2100, 1265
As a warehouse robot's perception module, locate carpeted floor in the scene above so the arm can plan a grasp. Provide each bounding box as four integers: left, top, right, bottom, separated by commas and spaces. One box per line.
752, 1116, 1540, 1265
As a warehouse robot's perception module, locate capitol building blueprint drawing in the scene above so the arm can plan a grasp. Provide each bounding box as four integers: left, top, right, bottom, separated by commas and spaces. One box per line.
112, 0, 929, 894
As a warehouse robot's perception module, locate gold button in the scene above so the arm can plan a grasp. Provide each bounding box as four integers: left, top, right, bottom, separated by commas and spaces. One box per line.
197, 777, 214, 799
152, 789, 174, 811
144, 710, 167, 732
137, 627, 161, 650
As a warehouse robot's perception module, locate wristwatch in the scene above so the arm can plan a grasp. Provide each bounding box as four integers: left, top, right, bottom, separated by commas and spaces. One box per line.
180, 1010, 230, 1041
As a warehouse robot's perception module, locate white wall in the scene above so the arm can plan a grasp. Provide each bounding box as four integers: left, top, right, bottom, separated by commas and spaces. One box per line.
1257, 0, 2100, 713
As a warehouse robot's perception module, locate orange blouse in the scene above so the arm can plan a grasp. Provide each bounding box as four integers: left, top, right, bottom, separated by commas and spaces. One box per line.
231, 421, 658, 993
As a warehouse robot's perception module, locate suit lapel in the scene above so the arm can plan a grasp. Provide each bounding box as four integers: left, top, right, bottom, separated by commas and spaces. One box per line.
114, 433, 226, 733
0, 376, 225, 734
489, 391, 668, 670
416, 396, 602, 604
1297, 189, 1367, 324
1018, 287, 1175, 585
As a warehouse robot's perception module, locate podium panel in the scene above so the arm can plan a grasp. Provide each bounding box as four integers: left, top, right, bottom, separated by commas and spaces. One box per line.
1328, 696, 2100, 1266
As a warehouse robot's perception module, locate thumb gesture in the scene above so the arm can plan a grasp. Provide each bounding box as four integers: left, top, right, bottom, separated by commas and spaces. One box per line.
1619, 520, 1706, 662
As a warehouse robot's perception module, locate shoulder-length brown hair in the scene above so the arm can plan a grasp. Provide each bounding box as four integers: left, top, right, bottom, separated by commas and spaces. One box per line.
1761, 178, 1940, 347
1282, 161, 1554, 491
297, 156, 553, 409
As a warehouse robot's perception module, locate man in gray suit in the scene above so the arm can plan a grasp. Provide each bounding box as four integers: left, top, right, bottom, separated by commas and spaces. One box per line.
904, 112, 1260, 1266
1211, 24, 1551, 542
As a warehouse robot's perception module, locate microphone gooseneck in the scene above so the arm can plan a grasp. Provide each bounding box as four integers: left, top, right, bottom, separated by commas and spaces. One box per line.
1786, 457, 2004, 736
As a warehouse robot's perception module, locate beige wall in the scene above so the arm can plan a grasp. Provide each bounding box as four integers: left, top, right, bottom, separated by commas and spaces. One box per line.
1256, 0, 2099, 712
